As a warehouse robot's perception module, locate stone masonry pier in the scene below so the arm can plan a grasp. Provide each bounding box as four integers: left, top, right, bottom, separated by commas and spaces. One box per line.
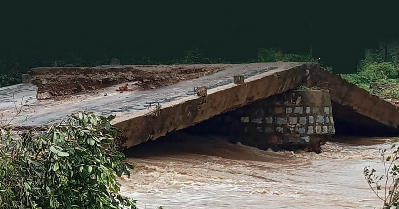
1, 62, 399, 148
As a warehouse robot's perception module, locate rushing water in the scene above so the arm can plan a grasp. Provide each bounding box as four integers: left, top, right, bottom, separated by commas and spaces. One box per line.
119, 133, 394, 209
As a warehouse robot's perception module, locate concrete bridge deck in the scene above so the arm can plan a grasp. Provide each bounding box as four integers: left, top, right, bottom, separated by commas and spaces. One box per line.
1, 62, 399, 147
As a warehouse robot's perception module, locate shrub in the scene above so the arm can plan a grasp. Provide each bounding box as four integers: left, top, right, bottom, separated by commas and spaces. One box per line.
341, 62, 399, 93
0, 72, 21, 87
346, 62, 397, 83
0, 112, 136, 209
364, 141, 399, 209
257, 48, 316, 63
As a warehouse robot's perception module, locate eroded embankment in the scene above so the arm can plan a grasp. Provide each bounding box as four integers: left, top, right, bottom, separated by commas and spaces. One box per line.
27, 64, 230, 99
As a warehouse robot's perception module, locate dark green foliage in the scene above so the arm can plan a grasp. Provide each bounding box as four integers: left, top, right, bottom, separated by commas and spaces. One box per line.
341, 61, 399, 98
0, 112, 136, 209
342, 62, 398, 89
339, 46, 399, 99
170, 48, 227, 64
256, 48, 317, 63
0, 72, 21, 87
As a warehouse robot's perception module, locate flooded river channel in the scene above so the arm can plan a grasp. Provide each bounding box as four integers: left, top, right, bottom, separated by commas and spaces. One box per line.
119, 133, 393, 208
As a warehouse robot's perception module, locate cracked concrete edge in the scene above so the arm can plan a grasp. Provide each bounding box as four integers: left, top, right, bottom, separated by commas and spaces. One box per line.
114, 63, 310, 147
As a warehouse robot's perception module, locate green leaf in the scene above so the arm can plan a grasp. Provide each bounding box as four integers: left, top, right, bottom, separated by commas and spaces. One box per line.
83, 114, 89, 124
105, 122, 111, 131
53, 162, 59, 171
24, 182, 31, 190
88, 166, 93, 174
88, 138, 95, 146
57, 151, 69, 157
107, 115, 116, 121
49, 146, 58, 154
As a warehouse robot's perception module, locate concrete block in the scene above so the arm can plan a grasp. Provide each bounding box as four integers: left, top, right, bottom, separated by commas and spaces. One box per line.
241, 117, 249, 123
307, 126, 314, 134
322, 126, 328, 134
251, 118, 262, 124
265, 116, 273, 124
276, 117, 287, 125
324, 106, 330, 114
196, 86, 207, 97
257, 127, 263, 132
313, 107, 319, 114
306, 107, 311, 114
289, 117, 298, 124
326, 116, 330, 123
234, 75, 245, 84
299, 117, 307, 125
316, 115, 324, 123
309, 116, 314, 123
294, 106, 303, 114
301, 136, 311, 143
296, 127, 306, 134
286, 107, 293, 114
276, 127, 284, 133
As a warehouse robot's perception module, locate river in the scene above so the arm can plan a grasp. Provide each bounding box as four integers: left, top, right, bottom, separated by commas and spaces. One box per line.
119, 133, 393, 209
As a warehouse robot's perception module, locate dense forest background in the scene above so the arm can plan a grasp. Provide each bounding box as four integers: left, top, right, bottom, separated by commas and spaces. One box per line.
1, 2, 399, 87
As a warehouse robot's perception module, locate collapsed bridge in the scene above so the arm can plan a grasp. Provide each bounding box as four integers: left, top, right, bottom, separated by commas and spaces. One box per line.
1, 62, 399, 151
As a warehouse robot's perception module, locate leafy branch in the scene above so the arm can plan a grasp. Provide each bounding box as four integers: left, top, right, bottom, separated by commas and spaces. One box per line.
0, 112, 137, 209
365, 142, 399, 209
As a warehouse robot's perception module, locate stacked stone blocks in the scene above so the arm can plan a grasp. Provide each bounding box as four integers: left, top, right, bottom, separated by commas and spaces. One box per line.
238, 90, 335, 150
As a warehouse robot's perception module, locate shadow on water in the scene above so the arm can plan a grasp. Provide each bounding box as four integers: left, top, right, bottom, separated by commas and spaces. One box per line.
124, 131, 298, 163
124, 130, 392, 165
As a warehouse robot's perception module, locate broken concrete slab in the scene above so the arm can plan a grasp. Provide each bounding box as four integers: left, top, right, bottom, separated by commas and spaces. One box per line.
1, 62, 399, 148
306, 65, 399, 135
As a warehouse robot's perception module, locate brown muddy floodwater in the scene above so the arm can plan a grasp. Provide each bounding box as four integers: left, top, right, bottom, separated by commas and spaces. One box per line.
119, 133, 394, 209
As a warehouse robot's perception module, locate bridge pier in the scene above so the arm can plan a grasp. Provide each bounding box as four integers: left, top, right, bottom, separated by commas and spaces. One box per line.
209, 90, 336, 152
